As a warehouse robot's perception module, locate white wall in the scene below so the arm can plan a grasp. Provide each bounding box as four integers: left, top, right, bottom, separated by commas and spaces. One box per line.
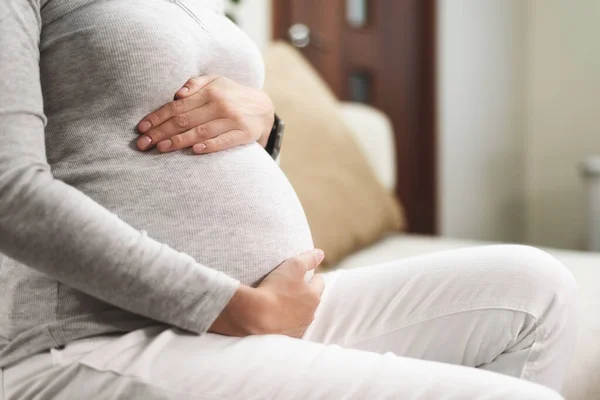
226, 0, 272, 52
438, 0, 600, 248
525, 0, 600, 250
438, 0, 528, 242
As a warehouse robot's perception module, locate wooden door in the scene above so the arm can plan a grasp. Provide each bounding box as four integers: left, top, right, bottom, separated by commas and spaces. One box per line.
273, 0, 437, 235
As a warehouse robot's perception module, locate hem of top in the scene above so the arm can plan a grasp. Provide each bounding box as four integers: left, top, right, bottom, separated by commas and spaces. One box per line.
0, 313, 159, 369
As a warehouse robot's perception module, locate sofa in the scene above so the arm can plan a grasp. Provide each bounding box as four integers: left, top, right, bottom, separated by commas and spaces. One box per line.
333, 101, 600, 400
262, 41, 597, 399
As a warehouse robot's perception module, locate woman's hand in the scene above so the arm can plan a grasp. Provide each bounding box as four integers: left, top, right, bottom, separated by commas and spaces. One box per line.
137, 75, 275, 154
209, 250, 326, 338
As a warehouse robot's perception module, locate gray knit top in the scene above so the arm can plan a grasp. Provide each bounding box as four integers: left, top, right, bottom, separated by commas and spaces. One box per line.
0, 0, 313, 367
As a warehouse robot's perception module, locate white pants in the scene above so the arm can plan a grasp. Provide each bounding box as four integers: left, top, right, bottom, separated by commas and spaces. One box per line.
1, 245, 578, 400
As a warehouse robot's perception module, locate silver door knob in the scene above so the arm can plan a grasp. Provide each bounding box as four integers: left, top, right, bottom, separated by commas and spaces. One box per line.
288, 23, 311, 48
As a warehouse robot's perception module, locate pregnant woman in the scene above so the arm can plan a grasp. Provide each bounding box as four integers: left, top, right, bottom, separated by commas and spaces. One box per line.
0, 1, 577, 399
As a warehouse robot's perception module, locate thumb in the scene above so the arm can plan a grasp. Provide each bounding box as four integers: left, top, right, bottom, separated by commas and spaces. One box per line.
299, 249, 325, 272
276, 249, 325, 280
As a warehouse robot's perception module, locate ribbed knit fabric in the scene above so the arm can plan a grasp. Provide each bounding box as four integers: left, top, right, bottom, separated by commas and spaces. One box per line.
0, 0, 313, 368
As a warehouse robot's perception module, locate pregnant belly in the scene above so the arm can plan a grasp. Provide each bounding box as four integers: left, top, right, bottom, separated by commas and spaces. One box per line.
56, 143, 314, 286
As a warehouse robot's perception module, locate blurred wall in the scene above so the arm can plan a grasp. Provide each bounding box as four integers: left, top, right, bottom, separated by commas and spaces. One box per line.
525, 0, 600, 250
226, 0, 272, 52
438, 0, 528, 242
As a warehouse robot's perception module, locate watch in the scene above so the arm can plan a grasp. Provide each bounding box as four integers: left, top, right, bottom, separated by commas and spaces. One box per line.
265, 113, 284, 161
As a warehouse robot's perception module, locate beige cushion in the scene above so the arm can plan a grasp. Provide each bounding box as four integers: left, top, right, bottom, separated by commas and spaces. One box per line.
263, 42, 406, 266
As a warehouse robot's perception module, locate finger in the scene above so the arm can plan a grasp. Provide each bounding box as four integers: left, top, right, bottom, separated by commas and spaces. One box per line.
291, 250, 325, 273
137, 91, 214, 136
274, 250, 324, 281
156, 119, 235, 152
175, 75, 221, 99
193, 130, 250, 154
137, 103, 219, 151
309, 273, 325, 295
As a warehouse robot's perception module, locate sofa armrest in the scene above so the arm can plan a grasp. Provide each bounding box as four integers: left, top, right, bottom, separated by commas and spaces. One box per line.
338, 102, 396, 192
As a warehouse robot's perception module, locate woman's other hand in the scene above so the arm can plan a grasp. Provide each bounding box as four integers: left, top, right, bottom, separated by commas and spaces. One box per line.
136, 75, 275, 154
209, 250, 326, 338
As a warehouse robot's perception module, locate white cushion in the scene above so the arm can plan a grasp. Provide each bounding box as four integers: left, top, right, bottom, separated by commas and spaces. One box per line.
338, 102, 397, 192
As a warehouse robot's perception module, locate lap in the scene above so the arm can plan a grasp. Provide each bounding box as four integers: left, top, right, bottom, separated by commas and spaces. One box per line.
3, 326, 558, 400
305, 244, 576, 386
307, 244, 572, 348
3, 245, 571, 399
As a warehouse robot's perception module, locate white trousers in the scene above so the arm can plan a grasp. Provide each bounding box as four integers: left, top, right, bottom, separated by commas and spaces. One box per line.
1, 245, 578, 400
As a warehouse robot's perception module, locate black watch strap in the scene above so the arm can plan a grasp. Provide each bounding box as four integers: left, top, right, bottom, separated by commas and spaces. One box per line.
265, 113, 284, 161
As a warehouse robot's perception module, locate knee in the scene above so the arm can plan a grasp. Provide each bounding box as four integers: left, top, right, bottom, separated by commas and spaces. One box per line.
506, 245, 577, 299
492, 245, 578, 321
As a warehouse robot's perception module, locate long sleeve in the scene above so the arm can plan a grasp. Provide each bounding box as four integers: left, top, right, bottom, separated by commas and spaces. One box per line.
0, 0, 239, 334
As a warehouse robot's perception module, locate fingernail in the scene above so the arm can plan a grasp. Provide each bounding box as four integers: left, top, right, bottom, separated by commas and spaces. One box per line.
177, 86, 190, 96
157, 140, 172, 152
138, 121, 152, 133
193, 143, 207, 153
313, 249, 325, 262
137, 136, 152, 150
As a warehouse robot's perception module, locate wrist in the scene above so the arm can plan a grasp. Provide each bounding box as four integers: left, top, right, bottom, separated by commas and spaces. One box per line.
210, 284, 270, 336
258, 111, 276, 148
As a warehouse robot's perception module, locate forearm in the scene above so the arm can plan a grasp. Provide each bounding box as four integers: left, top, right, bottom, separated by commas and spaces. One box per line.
0, 139, 239, 333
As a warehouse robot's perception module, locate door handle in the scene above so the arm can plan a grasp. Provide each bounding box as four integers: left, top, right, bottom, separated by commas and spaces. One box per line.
288, 23, 311, 48
288, 24, 329, 51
